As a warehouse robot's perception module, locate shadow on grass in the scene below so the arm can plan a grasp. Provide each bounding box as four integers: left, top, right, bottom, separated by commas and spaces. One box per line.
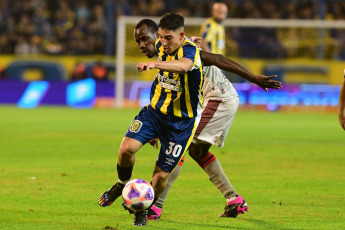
151, 219, 253, 230
243, 218, 305, 230
148, 218, 299, 230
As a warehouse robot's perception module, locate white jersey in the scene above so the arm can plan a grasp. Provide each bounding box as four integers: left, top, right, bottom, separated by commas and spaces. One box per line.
202, 66, 238, 100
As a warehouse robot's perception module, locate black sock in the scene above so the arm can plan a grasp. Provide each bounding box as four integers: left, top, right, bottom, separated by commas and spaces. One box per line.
117, 164, 133, 183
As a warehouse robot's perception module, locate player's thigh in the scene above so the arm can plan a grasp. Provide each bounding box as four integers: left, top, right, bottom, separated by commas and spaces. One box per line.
124, 106, 158, 145
194, 97, 239, 146
215, 96, 239, 147
156, 117, 198, 172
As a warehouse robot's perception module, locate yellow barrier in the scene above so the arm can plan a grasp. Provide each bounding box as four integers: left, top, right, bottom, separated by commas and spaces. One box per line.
0, 55, 344, 84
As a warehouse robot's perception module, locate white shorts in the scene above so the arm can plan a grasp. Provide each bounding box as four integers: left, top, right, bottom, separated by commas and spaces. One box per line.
193, 96, 239, 147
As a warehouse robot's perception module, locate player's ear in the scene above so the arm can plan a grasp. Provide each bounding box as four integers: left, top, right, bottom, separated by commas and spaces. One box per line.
179, 32, 185, 40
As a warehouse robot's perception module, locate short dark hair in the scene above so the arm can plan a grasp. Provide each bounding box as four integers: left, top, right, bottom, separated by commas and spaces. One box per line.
135, 19, 158, 33
159, 13, 184, 31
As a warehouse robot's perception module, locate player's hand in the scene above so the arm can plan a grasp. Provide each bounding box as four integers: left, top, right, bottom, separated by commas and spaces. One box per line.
148, 137, 159, 149
189, 36, 202, 47
137, 62, 156, 72
252, 75, 282, 93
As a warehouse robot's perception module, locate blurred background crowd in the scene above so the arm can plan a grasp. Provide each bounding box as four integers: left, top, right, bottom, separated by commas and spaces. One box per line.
1, 0, 345, 58
0, 0, 108, 55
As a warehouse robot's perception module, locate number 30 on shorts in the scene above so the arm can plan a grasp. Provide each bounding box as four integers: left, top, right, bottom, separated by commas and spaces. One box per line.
166, 142, 182, 157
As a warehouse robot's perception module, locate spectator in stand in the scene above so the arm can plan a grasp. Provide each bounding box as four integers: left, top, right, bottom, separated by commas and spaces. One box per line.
75, 0, 91, 21
68, 27, 89, 55
149, 0, 166, 16
44, 36, 63, 55
89, 4, 106, 54
54, 0, 75, 38
5, 16, 16, 34
32, 2, 52, 38
131, 0, 150, 16
237, 3, 284, 58
15, 14, 34, 36
0, 11, 6, 32
29, 35, 43, 54
116, 0, 132, 16
0, 0, 345, 57
92, 4, 107, 34
14, 36, 30, 55
0, 34, 13, 53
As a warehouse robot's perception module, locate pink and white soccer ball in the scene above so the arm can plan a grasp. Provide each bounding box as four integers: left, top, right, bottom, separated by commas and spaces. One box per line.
122, 179, 155, 211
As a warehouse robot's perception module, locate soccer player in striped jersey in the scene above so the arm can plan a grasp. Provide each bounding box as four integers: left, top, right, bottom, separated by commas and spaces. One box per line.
129, 19, 281, 220
98, 13, 204, 226
200, 2, 228, 54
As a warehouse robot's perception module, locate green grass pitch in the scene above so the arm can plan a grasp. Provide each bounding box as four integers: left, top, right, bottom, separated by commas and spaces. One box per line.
0, 106, 344, 230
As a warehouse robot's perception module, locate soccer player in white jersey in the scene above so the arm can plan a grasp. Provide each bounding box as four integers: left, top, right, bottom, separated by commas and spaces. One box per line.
131, 19, 281, 220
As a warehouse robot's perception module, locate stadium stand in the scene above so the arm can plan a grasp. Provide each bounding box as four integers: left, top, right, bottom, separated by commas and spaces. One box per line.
0, 0, 345, 58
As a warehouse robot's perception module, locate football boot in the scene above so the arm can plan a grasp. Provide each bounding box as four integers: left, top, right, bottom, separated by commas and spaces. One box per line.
98, 182, 124, 207
219, 195, 248, 218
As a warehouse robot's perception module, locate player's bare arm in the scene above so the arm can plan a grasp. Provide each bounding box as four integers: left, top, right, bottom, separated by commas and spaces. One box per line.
137, 57, 193, 73
201, 51, 282, 92
338, 71, 345, 130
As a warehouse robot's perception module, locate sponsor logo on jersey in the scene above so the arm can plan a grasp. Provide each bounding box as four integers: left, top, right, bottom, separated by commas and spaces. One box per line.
157, 73, 183, 92
158, 73, 180, 85
160, 82, 183, 91
129, 120, 142, 133
165, 158, 175, 165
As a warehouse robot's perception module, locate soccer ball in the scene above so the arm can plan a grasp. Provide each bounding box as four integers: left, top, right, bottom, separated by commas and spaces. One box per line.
122, 179, 155, 212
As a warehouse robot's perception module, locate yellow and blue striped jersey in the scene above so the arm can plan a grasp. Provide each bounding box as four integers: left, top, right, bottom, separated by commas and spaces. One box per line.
200, 17, 225, 54
150, 39, 203, 118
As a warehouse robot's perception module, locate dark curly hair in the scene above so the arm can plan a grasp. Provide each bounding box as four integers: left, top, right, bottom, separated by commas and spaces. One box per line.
158, 13, 184, 31
135, 19, 158, 33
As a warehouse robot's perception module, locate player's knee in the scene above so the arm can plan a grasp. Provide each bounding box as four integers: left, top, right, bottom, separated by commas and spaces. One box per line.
119, 138, 141, 156
188, 149, 199, 161
119, 144, 134, 156
198, 149, 210, 159
188, 143, 211, 162
189, 143, 202, 162
153, 170, 168, 183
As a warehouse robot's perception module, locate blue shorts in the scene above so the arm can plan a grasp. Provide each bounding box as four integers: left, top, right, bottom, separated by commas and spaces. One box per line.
125, 106, 198, 172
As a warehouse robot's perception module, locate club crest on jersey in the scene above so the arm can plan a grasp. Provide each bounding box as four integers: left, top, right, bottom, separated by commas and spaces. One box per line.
129, 120, 142, 133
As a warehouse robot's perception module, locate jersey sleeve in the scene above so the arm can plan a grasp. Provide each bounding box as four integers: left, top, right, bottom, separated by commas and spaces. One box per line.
182, 43, 201, 71
182, 44, 197, 62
